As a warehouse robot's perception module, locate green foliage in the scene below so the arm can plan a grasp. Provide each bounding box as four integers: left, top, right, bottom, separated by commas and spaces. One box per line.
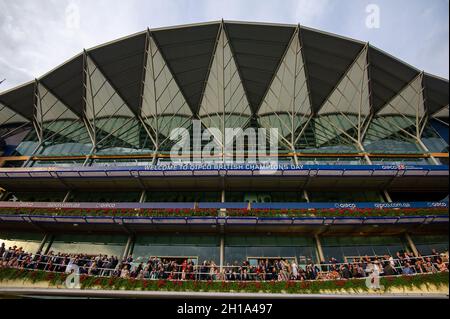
0, 268, 447, 294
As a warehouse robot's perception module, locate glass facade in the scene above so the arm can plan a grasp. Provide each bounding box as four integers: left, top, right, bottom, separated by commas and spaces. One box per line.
145, 191, 220, 202
227, 191, 307, 203
412, 235, 449, 255
2, 191, 67, 202
320, 236, 408, 262
132, 235, 220, 264
224, 236, 316, 264
48, 234, 127, 256
308, 191, 382, 202
68, 191, 141, 202
0, 232, 44, 253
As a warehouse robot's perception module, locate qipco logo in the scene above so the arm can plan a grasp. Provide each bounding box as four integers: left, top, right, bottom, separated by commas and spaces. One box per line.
335, 203, 357, 209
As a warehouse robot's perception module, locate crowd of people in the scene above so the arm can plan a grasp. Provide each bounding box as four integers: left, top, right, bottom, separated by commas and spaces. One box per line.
0, 242, 448, 283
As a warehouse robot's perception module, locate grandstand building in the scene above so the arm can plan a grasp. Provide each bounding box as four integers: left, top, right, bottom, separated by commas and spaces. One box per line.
0, 21, 448, 290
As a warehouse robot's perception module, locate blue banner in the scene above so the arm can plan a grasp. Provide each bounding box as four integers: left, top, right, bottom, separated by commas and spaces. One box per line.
0, 201, 447, 210
0, 163, 448, 173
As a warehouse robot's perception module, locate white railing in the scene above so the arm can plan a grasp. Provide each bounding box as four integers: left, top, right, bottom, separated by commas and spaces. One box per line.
1, 251, 448, 282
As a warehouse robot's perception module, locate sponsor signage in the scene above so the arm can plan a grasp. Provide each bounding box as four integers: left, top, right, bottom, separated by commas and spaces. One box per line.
0, 164, 447, 174
0, 201, 447, 210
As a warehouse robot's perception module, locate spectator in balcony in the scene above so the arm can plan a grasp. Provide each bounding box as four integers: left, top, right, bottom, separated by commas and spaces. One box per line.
365, 260, 381, 278
402, 262, 415, 275
120, 264, 130, 278
414, 259, 427, 274
291, 260, 299, 280
437, 260, 448, 272
200, 261, 208, 281
395, 251, 405, 267
0, 243, 5, 258
383, 261, 397, 276
424, 261, 437, 273
431, 249, 440, 263
340, 264, 352, 279
181, 259, 188, 280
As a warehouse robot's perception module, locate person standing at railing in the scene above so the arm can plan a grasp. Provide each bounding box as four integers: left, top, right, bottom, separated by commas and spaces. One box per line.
402, 262, 415, 275
365, 259, 381, 278
383, 261, 397, 276
291, 260, 298, 280
437, 260, 448, 272
423, 261, 436, 273
431, 249, 440, 263
181, 259, 187, 280
0, 243, 4, 259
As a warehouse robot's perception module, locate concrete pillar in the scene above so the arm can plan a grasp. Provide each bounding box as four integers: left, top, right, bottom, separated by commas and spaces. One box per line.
405, 233, 419, 257
314, 234, 325, 263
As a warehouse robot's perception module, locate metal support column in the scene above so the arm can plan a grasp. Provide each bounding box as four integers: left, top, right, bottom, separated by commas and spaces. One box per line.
417, 138, 440, 165
405, 233, 419, 257
43, 235, 54, 255
63, 191, 72, 203
122, 235, 135, 260
314, 234, 325, 263
219, 236, 225, 273
383, 190, 393, 203
303, 190, 310, 203
139, 190, 146, 203
37, 233, 49, 254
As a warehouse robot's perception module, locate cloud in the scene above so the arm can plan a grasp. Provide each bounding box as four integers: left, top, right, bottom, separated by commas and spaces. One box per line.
0, 0, 448, 93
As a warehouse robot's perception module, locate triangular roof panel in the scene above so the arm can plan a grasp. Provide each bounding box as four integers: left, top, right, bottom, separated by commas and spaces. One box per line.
299, 27, 365, 113
225, 22, 295, 112
319, 46, 370, 116
368, 46, 420, 113
39, 54, 84, 116
0, 82, 35, 120
0, 102, 29, 126
152, 23, 220, 114
433, 105, 449, 120
423, 73, 449, 115
88, 32, 147, 115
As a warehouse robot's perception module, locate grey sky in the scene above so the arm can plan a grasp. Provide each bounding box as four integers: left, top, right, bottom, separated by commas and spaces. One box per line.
0, 0, 448, 92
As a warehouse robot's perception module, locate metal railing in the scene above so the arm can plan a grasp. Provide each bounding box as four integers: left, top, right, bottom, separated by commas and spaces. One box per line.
1, 250, 448, 283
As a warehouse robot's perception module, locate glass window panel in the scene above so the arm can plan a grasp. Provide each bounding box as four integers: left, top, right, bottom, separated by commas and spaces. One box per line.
0, 232, 44, 253
133, 235, 219, 263
50, 234, 126, 256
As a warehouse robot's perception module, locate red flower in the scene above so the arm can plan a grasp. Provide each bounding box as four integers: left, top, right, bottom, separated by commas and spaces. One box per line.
238, 282, 248, 289
157, 280, 166, 288
300, 281, 311, 289
285, 281, 296, 289
94, 278, 103, 286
